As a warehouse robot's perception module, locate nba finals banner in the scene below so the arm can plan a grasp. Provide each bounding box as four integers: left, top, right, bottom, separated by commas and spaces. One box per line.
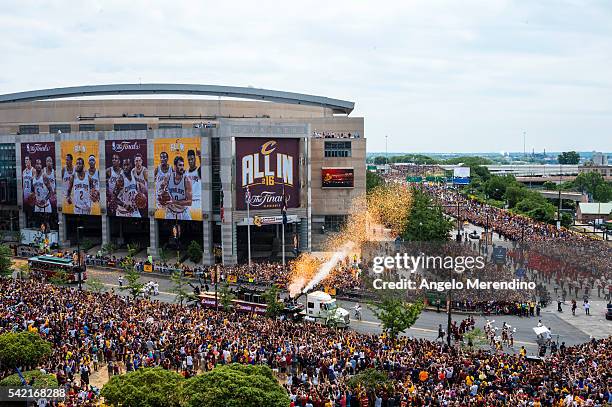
60, 141, 101, 215
20, 142, 57, 214
153, 137, 202, 221
235, 138, 300, 210
105, 139, 148, 217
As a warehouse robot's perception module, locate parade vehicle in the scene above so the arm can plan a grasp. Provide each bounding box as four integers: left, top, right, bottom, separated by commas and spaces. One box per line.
199, 288, 304, 319
301, 290, 350, 328
28, 254, 87, 283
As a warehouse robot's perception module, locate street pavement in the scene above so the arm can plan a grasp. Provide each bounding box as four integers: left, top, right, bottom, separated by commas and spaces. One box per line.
86, 266, 591, 356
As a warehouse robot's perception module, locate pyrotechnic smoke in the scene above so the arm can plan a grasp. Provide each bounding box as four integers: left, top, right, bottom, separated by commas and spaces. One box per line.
288, 184, 413, 297
301, 241, 355, 294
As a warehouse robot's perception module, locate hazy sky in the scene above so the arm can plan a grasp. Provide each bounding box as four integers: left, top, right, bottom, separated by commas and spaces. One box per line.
1, 0, 611, 153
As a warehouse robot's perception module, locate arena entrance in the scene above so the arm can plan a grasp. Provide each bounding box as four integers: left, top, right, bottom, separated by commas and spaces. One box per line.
109, 217, 150, 251
236, 220, 300, 263
157, 219, 203, 261
64, 214, 102, 248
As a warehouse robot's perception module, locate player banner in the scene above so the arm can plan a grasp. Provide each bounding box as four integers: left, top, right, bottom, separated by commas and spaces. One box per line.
235, 138, 300, 210
153, 137, 202, 221
20, 142, 57, 214
322, 167, 354, 188
60, 141, 101, 215
105, 139, 148, 217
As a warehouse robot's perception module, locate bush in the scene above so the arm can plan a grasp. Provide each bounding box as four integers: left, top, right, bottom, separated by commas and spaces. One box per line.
187, 241, 203, 263
181, 364, 289, 407
0, 370, 58, 388
0, 332, 52, 369
101, 367, 184, 407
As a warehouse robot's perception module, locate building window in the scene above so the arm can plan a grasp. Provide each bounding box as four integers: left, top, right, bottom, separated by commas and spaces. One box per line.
114, 123, 148, 131
159, 123, 182, 129
49, 124, 71, 133
79, 124, 96, 132
324, 215, 347, 232
324, 141, 352, 158
18, 125, 39, 134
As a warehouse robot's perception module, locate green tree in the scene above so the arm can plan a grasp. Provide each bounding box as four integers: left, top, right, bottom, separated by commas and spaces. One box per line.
366, 171, 384, 193
542, 181, 557, 191
101, 367, 184, 407
593, 182, 612, 203
0, 370, 58, 388
102, 242, 117, 256
443, 156, 492, 166
558, 151, 580, 164
158, 247, 169, 263
504, 185, 528, 208
48, 269, 69, 285
573, 172, 605, 195
561, 212, 574, 228
368, 298, 423, 341
0, 332, 52, 369
181, 364, 290, 407
373, 156, 388, 165
127, 242, 141, 258
0, 244, 13, 277
120, 265, 145, 300
219, 283, 236, 311
86, 277, 105, 294
347, 368, 392, 393
402, 190, 452, 242
484, 175, 516, 201
463, 328, 487, 349
170, 270, 192, 305
187, 240, 203, 263
262, 285, 284, 318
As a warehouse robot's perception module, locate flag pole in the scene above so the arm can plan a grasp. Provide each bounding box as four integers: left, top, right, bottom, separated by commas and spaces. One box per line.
246, 187, 252, 273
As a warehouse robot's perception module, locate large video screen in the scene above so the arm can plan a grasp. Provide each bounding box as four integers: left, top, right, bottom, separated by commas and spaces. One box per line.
322, 167, 354, 188
235, 138, 300, 210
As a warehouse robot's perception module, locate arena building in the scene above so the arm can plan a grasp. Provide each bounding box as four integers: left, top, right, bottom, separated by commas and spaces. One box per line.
0, 84, 365, 265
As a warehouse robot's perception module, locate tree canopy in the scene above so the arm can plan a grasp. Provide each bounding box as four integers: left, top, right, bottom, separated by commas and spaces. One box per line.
368, 298, 423, 341
0, 244, 13, 277
0, 332, 52, 369
558, 151, 580, 164
181, 364, 290, 407
402, 189, 452, 242
0, 370, 58, 388
101, 367, 184, 407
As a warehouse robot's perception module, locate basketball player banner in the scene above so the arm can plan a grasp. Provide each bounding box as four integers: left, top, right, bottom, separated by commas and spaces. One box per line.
235, 138, 300, 210
153, 137, 202, 221
20, 142, 57, 214
105, 139, 148, 217
60, 141, 101, 216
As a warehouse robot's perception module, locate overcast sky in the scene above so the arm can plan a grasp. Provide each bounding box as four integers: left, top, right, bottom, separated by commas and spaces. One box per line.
1, 0, 611, 153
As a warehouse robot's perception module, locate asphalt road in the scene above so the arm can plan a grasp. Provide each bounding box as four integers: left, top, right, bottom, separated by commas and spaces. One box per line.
85, 266, 590, 356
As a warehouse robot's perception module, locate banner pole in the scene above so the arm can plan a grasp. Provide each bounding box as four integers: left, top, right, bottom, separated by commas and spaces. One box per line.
247, 192, 252, 273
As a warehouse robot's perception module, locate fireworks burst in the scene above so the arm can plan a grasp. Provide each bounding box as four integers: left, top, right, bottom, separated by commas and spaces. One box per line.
288, 183, 413, 297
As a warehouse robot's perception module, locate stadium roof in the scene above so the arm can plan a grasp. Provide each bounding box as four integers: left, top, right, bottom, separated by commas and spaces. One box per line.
0, 84, 354, 115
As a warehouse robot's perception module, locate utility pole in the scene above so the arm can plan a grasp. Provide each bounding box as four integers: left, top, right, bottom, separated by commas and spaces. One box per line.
557, 163, 562, 230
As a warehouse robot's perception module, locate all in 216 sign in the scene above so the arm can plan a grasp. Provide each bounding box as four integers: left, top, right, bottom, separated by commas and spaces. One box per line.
235, 138, 300, 210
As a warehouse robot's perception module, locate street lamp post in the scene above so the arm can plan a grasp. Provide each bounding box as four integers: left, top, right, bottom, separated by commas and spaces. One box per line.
76, 226, 84, 291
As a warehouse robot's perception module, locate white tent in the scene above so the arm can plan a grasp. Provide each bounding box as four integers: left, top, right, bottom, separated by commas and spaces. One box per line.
533, 326, 550, 335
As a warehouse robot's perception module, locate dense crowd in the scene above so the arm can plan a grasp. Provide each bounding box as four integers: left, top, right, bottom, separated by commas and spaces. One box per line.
1, 279, 611, 406
312, 131, 361, 139
427, 186, 612, 287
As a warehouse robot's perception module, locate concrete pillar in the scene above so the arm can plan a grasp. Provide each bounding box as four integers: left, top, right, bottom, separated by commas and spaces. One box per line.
219, 129, 237, 265
101, 215, 110, 247
58, 213, 68, 247
148, 217, 159, 257
14, 137, 26, 234
200, 132, 214, 265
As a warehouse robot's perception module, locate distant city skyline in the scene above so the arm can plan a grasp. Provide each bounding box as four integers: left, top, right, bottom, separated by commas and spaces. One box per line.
0, 1, 611, 152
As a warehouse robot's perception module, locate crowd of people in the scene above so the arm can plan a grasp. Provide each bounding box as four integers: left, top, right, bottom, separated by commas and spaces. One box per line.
312, 130, 361, 139
427, 185, 612, 293
1, 279, 611, 406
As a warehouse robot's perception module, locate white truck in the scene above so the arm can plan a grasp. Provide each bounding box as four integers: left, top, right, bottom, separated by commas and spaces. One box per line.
302, 291, 350, 328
